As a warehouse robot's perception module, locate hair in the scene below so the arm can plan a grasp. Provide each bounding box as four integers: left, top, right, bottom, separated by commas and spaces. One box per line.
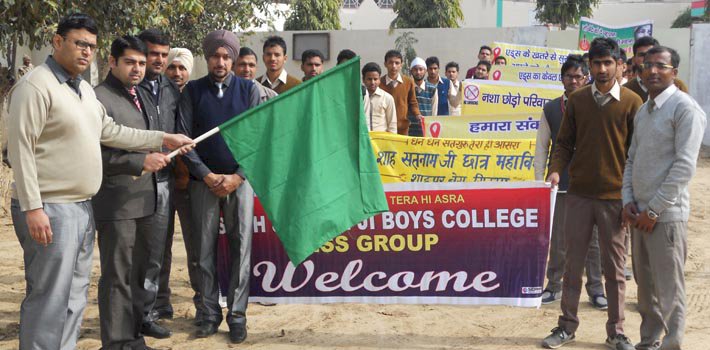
384, 49, 403, 63
479, 45, 492, 54
138, 28, 170, 46
582, 52, 589, 60
425, 56, 440, 68
238, 47, 257, 58
618, 49, 627, 62
110, 35, 147, 59
337, 49, 357, 64
362, 62, 382, 77
560, 54, 589, 76
263, 35, 287, 55
57, 12, 98, 36
495, 56, 507, 64
626, 58, 633, 66
476, 60, 491, 71
301, 49, 324, 62
633, 36, 659, 55
445, 61, 459, 72
588, 37, 621, 61
645, 46, 680, 68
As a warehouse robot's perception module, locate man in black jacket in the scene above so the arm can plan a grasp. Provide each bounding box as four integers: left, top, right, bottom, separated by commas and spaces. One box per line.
135, 29, 182, 335
94, 35, 172, 350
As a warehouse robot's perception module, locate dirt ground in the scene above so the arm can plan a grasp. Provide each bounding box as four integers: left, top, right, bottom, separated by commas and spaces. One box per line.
0, 157, 709, 350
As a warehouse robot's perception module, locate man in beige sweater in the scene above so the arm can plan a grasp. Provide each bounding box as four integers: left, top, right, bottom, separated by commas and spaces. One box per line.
6, 13, 192, 350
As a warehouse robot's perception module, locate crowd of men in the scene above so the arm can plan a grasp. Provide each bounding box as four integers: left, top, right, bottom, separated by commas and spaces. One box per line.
3, 11, 705, 350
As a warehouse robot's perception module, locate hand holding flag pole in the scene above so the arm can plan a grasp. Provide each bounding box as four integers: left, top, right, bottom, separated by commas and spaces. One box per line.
138, 127, 220, 177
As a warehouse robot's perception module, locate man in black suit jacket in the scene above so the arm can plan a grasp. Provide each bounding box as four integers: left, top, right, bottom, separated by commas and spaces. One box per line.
93, 35, 172, 350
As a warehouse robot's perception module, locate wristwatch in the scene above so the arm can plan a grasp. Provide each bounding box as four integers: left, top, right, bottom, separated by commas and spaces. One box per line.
647, 209, 659, 220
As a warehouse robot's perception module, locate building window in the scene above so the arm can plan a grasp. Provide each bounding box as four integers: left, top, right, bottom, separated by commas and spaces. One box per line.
343, 0, 364, 9
376, 0, 395, 8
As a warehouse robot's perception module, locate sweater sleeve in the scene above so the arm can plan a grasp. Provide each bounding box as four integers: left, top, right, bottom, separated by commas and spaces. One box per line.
99, 103, 164, 151
648, 103, 707, 213
622, 119, 638, 207
6, 82, 48, 211
176, 86, 212, 180
533, 111, 551, 181
549, 96, 576, 175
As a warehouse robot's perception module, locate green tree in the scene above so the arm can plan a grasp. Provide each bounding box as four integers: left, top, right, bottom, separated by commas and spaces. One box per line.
671, 6, 710, 28
0, 0, 282, 79
535, 0, 600, 30
390, 0, 463, 29
394, 31, 418, 75
284, 0, 342, 31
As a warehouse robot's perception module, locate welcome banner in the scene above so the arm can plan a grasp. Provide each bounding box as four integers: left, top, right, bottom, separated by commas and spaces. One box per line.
369, 132, 535, 184
490, 65, 562, 85
579, 17, 653, 56
461, 80, 563, 116
249, 182, 555, 307
422, 114, 540, 140
491, 42, 583, 68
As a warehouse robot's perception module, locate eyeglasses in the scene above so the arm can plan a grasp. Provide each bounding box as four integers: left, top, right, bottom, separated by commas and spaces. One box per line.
63, 37, 97, 52
640, 62, 675, 71
563, 74, 586, 81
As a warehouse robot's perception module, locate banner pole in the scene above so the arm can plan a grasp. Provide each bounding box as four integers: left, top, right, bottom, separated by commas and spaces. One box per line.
167, 126, 221, 159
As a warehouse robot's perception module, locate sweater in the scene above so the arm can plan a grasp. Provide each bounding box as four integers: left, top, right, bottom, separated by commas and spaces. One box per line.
622, 87, 706, 222
6, 61, 164, 211
379, 75, 421, 135
178, 74, 261, 179
623, 77, 688, 101
257, 72, 301, 94
549, 85, 642, 200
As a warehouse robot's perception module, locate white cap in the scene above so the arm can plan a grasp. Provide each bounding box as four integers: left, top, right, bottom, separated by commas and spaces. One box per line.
410, 57, 426, 69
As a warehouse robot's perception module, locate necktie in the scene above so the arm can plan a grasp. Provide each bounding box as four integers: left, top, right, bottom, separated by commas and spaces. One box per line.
216, 82, 224, 99
150, 80, 159, 96
67, 78, 81, 96
127, 86, 142, 112
647, 99, 656, 113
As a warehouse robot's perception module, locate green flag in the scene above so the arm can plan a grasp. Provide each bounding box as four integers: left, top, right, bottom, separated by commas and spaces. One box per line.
219, 57, 389, 265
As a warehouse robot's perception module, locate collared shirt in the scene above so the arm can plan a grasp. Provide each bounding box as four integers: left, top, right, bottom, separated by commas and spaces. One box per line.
384, 73, 403, 89
363, 87, 397, 133
636, 76, 648, 93
650, 84, 678, 111
45, 56, 82, 97
591, 80, 620, 107
259, 69, 288, 90
209, 72, 233, 95
415, 79, 438, 116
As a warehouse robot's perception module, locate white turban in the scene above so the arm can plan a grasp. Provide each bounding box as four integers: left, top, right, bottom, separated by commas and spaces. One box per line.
410, 57, 426, 69
167, 48, 194, 75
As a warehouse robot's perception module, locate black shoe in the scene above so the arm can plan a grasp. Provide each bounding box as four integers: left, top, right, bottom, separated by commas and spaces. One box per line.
228, 323, 247, 344
150, 307, 174, 320
195, 322, 219, 338
141, 321, 172, 339
193, 309, 204, 326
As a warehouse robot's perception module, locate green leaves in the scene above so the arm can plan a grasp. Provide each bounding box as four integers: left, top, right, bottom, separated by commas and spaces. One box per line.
534, 0, 600, 30
390, 0, 463, 29
284, 0, 342, 31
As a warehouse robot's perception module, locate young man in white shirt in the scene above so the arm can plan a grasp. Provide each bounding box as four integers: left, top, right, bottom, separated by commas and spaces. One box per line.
362, 62, 396, 133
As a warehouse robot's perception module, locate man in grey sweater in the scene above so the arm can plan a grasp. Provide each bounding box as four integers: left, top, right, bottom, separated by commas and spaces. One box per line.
622, 46, 706, 350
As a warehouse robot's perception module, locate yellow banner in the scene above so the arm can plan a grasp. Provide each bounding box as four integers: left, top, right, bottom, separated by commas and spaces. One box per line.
370, 132, 535, 184
422, 114, 539, 140
490, 65, 562, 85
461, 80, 563, 116
491, 42, 583, 68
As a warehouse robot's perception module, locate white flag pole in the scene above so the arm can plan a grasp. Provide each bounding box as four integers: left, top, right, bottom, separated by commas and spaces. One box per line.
137, 126, 221, 178
166, 126, 221, 159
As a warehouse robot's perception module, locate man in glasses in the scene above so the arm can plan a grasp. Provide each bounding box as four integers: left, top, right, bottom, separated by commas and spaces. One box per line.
6, 13, 193, 350
534, 54, 606, 310
624, 36, 688, 101
623, 46, 705, 350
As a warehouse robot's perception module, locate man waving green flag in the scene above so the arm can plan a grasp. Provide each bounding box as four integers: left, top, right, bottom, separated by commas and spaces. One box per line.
220, 57, 389, 265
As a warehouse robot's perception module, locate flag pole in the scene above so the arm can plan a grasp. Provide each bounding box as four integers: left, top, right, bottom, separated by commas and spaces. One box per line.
137, 126, 221, 177
167, 126, 220, 159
